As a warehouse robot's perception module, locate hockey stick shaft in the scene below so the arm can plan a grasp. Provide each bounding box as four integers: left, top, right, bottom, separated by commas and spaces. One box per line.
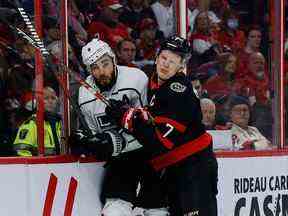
7, 8, 95, 135
13, 28, 93, 135
15, 6, 111, 107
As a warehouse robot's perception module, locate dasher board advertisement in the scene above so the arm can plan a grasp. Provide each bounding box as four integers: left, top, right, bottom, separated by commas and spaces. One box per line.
0, 155, 287, 215
217, 156, 288, 216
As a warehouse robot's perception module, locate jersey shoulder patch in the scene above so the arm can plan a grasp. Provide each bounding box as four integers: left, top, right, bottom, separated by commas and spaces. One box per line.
169, 82, 187, 93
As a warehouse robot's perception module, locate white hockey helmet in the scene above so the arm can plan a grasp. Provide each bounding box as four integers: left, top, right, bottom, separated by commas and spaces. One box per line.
81, 38, 116, 71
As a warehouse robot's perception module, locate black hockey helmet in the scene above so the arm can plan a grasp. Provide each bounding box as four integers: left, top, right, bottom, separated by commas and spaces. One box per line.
159, 35, 191, 61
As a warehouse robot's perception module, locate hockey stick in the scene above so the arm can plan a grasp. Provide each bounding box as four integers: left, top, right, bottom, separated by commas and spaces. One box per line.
13, 28, 94, 136
14, 6, 111, 107
0, 9, 95, 136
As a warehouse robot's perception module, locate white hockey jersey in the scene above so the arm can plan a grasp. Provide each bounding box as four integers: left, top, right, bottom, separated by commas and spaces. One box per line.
78, 65, 148, 153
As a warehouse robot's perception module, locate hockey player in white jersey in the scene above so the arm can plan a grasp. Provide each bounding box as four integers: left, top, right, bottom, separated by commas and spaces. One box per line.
78, 38, 148, 155
71, 38, 168, 216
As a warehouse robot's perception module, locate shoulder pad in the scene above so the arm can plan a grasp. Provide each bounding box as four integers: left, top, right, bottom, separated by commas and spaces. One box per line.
169, 82, 187, 93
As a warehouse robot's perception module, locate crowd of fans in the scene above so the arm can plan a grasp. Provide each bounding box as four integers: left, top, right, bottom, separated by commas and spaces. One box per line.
0, 0, 284, 156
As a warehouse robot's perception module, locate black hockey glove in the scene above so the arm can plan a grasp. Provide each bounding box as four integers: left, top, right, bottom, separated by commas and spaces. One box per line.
105, 98, 131, 124
106, 101, 151, 134
69, 129, 125, 160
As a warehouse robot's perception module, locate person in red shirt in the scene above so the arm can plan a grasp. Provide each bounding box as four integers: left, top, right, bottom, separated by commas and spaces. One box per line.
210, 0, 230, 18
136, 18, 160, 61
134, 18, 162, 76
236, 25, 262, 78
189, 11, 221, 67
115, 39, 138, 68
237, 52, 270, 106
202, 53, 242, 121
218, 9, 245, 53
87, 0, 130, 48
202, 53, 241, 99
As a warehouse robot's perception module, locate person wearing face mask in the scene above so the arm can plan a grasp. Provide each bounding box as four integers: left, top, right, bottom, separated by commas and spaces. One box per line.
218, 9, 245, 53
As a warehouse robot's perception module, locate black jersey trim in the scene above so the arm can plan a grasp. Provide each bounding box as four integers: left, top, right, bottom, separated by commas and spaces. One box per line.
112, 88, 144, 107
79, 88, 144, 107
79, 98, 97, 108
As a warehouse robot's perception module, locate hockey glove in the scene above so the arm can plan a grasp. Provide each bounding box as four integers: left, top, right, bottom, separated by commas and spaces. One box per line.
106, 99, 151, 132
69, 130, 125, 160
105, 98, 131, 124
69, 129, 90, 155
120, 107, 151, 132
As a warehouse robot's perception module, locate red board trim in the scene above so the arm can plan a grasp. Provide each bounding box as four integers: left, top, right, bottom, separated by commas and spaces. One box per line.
0, 149, 287, 164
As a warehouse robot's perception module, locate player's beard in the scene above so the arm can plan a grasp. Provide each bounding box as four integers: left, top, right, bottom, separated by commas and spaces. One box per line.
94, 72, 116, 92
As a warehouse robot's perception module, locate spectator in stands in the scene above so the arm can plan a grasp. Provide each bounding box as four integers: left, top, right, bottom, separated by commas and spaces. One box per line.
189, 0, 221, 33
218, 9, 245, 53
46, 39, 84, 76
202, 53, 241, 101
134, 18, 161, 76
227, 0, 257, 27
43, 16, 61, 45
68, 0, 88, 44
189, 74, 208, 98
43, 14, 84, 61
115, 39, 137, 67
14, 38, 35, 64
187, 0, 198, 11
119, 0, 153, 30
13, 86, 62, 156
250, 99, 273, 143
200, 97, 230, 130
150, 0, 174, 38
209, 0, 229, 19
6, 63, 34, 100
0, 98, 25, 156
190, 11, 221, 66
237, 52, 273, 141
200, 98, 216, 129
238, 52, 270, 106
135, 18, 161, 61
43, 0, 59, 17
87, 0, 130, 48
236, 25, 262, 78
47, 40, 74, 62
243, 25, 262, 53
0, 21, 15, 46
229, 95, 270, 150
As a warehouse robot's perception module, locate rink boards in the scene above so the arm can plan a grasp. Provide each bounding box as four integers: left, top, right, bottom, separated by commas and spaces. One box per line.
0, 153, 287, 216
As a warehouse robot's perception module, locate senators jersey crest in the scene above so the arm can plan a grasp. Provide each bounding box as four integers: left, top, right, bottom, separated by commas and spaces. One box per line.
170, 82, 187, 93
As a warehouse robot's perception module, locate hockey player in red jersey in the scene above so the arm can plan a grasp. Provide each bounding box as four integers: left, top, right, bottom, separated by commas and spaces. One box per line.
106, 36, 218, 216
